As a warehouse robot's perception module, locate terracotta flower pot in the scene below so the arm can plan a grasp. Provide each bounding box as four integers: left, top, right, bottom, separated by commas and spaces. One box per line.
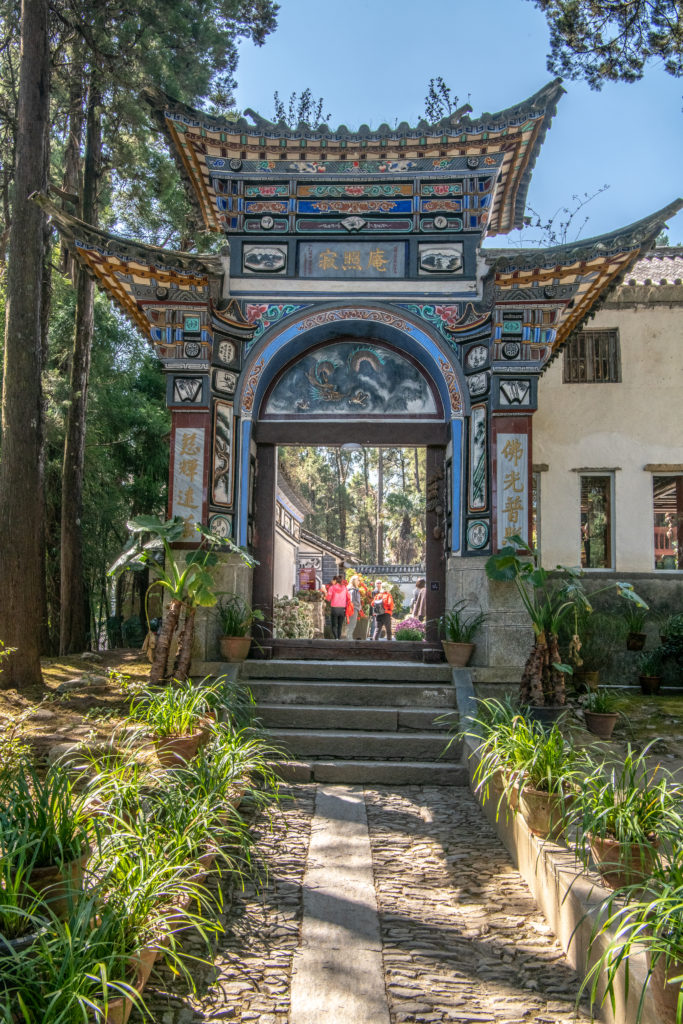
154, 732, 203, 767
219, 635, 252, 663
442, 641, 475, 667
640, 674, 661, 695
650, 953, 683, 1024
588, 833, 659, 889
584, 710, 618, 740
102, 944, 159, 1024
518, 786, 570, 841
626, 631, 647, 652
24, 847, 90, 919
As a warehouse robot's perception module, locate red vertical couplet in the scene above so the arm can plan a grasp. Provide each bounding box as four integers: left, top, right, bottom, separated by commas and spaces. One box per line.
491, 415, 533, 552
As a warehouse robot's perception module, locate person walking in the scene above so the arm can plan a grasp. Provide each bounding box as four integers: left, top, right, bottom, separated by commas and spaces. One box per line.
410, 577, 426, 621
346, 575, 362, 640
373, 582, 394, 640
371, 578, 383, 637
327, 575, 349, 640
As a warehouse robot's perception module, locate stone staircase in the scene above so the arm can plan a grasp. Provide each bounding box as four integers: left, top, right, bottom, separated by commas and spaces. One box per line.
238, 659, 468, 785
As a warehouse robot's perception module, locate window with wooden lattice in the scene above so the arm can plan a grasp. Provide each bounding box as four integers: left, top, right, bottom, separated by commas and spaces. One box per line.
563, 329, 621, 383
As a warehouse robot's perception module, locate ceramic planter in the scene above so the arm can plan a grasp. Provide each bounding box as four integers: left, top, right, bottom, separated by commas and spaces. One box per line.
584, 710, 618, 740
588, 833, 659, 889
639, 674, 662, 695
442, 641, 474, 667
626, 631, 647, 652
219, 635, 252, 662
525, 704, 566, 727
518, 786, 570, 841
154, 731, 203, 767
24, 846, 90, 919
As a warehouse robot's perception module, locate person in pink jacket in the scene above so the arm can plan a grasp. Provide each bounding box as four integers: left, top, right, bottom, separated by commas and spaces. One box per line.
327, 575, 349, 640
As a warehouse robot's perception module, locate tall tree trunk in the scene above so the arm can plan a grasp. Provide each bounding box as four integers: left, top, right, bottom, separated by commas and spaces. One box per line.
413, 448, 421, 493
59, 79, 101, 655
376, 448, 384, 564
60, 69, 85, 280
0, 0, 50, 690
38, 121, 53, 656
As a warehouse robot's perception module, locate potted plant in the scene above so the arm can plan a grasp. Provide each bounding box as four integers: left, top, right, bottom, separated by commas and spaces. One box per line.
660, 612, 683, 645
582, 687, 620, 739
582, 849, 683, 1024
638, 648, 663, 694
486, 535, 647, 708
2, 763, 93, 919
569, 745, 680, 890
440, 601, 487, 666
506, 718, 581, 841
623, 604, 649, 651
217, 595, 265, 662
129, 680, 212, 766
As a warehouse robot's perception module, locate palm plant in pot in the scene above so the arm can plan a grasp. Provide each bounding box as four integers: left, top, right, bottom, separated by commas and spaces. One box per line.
485, 534, 647, 708
217, 595, 265, 662
109, 516, 255, 684
568, 744, 681, 890
440, 601, 487, 666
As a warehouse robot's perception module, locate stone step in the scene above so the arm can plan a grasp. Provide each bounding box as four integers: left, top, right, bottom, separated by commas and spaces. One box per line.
276, 759, 468, 786
240, 659, 453, 684
255, 702, 457, 732
268, 728, 459, 762
246, 679, 456, 708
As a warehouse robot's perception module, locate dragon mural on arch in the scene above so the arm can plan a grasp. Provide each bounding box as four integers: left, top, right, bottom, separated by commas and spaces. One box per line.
264, 342, 439, 417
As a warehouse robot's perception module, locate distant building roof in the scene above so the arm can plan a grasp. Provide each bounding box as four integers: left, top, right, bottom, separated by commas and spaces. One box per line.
625, 247, 683, 286
300, 528, 359, 564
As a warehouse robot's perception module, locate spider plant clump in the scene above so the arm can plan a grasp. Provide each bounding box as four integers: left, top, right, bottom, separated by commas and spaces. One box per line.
1, 763, 93, 872
129, 678, 211, 739
569, 744, 683, 863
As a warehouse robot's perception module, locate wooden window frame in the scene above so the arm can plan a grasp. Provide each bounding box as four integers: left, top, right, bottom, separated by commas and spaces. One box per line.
563, 329, 621, 383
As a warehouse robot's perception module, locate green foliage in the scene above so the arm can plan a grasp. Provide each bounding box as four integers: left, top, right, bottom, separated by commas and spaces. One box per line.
440, 601, 487, 643
528, 0, 683, 87
0, 763, 91, 870
638, 647, 663, 676
128, 678, 213, 738
583, 686, 619, 713
217, 594, 265, 636
569, 744, 682, 850
273, 596, 313, 639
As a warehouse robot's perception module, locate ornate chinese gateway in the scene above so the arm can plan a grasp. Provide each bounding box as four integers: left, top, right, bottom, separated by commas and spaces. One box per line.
44, 80, 682, 645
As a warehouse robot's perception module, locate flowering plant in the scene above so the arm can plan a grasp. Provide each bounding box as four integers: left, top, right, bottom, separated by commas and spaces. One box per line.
345, 570, 373, 619
394, 616, 426, 641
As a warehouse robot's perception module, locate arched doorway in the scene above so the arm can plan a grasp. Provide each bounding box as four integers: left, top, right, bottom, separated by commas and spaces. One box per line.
235, 304, 467, 657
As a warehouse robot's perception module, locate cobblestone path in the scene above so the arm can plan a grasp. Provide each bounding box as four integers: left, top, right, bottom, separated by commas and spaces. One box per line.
134, 784, 592, 1023
133, 785, 315, 1023
365, 786, 592, 1024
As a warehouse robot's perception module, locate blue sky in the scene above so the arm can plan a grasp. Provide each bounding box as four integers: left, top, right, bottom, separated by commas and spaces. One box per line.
233, 0, 683, 247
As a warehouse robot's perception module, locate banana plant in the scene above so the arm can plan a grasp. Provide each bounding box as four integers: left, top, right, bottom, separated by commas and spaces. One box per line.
486, 535, 647, 707
109, 516, 255, 684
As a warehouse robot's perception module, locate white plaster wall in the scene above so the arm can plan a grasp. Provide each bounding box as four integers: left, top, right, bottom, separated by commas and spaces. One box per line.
534, 305, 683, 571
274, 529, 297, 597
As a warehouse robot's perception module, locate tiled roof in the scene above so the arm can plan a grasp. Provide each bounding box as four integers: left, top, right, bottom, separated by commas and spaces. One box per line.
625, 247, 683, 286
